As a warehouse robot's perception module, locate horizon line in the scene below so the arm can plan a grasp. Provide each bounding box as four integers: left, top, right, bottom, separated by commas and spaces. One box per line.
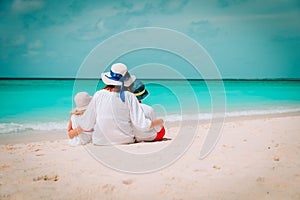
0, 77, 300, 81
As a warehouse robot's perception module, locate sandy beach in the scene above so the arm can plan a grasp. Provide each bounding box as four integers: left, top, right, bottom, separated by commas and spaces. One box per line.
1, 113, 300, 200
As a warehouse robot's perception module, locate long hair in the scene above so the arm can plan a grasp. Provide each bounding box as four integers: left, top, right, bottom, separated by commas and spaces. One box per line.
102, 85, 130, 92
103, 85, 119, 92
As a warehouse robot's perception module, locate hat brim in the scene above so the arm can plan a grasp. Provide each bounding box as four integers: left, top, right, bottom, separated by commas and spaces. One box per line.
75, 96, 92, 111
101, 72, 136, 87
76, 104, 88, 111
136, 89, 149, 101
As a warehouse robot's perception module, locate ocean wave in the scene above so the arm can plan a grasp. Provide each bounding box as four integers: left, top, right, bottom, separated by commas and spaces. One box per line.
0, 121, 68, 134
164, 107, 300, 122
1, 107, 299, 134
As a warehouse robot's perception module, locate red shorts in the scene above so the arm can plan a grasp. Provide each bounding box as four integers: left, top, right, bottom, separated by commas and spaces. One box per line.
154, 126, 165, 141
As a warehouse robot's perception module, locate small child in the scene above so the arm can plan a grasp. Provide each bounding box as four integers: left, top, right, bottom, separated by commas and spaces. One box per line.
130, 80, 165, 142
67, 92, 93, 146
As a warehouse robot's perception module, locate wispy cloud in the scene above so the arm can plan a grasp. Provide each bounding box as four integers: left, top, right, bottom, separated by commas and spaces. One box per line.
210, 11, 298, 23
188, 19, 220, 39
11, 0, 44, 14
68, 18, 109, 41
28, 40, 42, 49
22, 50, 39, 57
2, 34, 26, 46
67, 0, 89, 15
216, 0, 248, 8
159, 0, 189, 14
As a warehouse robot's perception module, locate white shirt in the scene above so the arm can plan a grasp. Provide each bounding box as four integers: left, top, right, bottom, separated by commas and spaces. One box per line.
77, 90, 152, 145
68, 114, 92, 146
133, 104, 162, 142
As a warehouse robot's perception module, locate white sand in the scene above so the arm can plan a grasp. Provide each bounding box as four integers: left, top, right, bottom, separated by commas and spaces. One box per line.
1, 114, 300, 200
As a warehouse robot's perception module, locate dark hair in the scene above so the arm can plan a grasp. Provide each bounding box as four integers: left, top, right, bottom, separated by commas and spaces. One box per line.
104, 85, 115, 89
103, 85, 129, 92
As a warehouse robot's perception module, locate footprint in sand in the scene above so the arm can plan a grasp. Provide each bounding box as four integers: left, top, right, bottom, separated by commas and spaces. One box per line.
212, 165, 221, 170
33, 175, 59, 182
256, 177, 265, 182
33, 149, 42, 152
193, 169, 205, 172
102, 184, 116, 194
222, 145, 235, 149
122, 179, 134, 185
35, 154, 45, 156
5, 145, 17, 151
0, 194, 11, 199
0, 164, 11, 169
273, 156, 280, 162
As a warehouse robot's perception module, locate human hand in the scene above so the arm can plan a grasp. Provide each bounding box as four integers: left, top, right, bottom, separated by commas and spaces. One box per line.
150, 118, 164, 129
77, 126, 84, 135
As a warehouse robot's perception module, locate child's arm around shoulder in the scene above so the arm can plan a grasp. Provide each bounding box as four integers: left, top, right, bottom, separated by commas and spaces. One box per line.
67, 118, 84, 139
140, 103, 164, 129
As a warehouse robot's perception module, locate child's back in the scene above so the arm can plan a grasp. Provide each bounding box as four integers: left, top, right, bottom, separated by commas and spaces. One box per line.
67, 92, 93, 146
130, 80, 165, 142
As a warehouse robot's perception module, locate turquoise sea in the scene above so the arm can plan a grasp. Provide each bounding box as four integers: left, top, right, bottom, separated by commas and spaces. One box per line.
0, 79, 300, 134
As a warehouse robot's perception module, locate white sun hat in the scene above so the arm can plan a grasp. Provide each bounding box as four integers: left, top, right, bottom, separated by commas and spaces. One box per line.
101, 63, 136, 87
74, 92, 92, 111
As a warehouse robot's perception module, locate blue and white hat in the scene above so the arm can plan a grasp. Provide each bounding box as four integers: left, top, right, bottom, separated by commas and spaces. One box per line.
101, 63, 136, 87
101, 63, 136, 102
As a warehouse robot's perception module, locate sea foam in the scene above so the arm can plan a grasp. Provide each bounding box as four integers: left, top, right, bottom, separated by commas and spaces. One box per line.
1, 107, 299, 134
0, 121, 68, 134
164, 107, 300, 122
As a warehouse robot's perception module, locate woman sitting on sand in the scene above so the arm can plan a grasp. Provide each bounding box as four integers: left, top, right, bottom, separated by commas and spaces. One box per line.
75, 63, 164, 145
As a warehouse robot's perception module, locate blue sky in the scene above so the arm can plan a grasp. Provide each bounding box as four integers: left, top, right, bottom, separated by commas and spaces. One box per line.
0, 0, 299, 79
